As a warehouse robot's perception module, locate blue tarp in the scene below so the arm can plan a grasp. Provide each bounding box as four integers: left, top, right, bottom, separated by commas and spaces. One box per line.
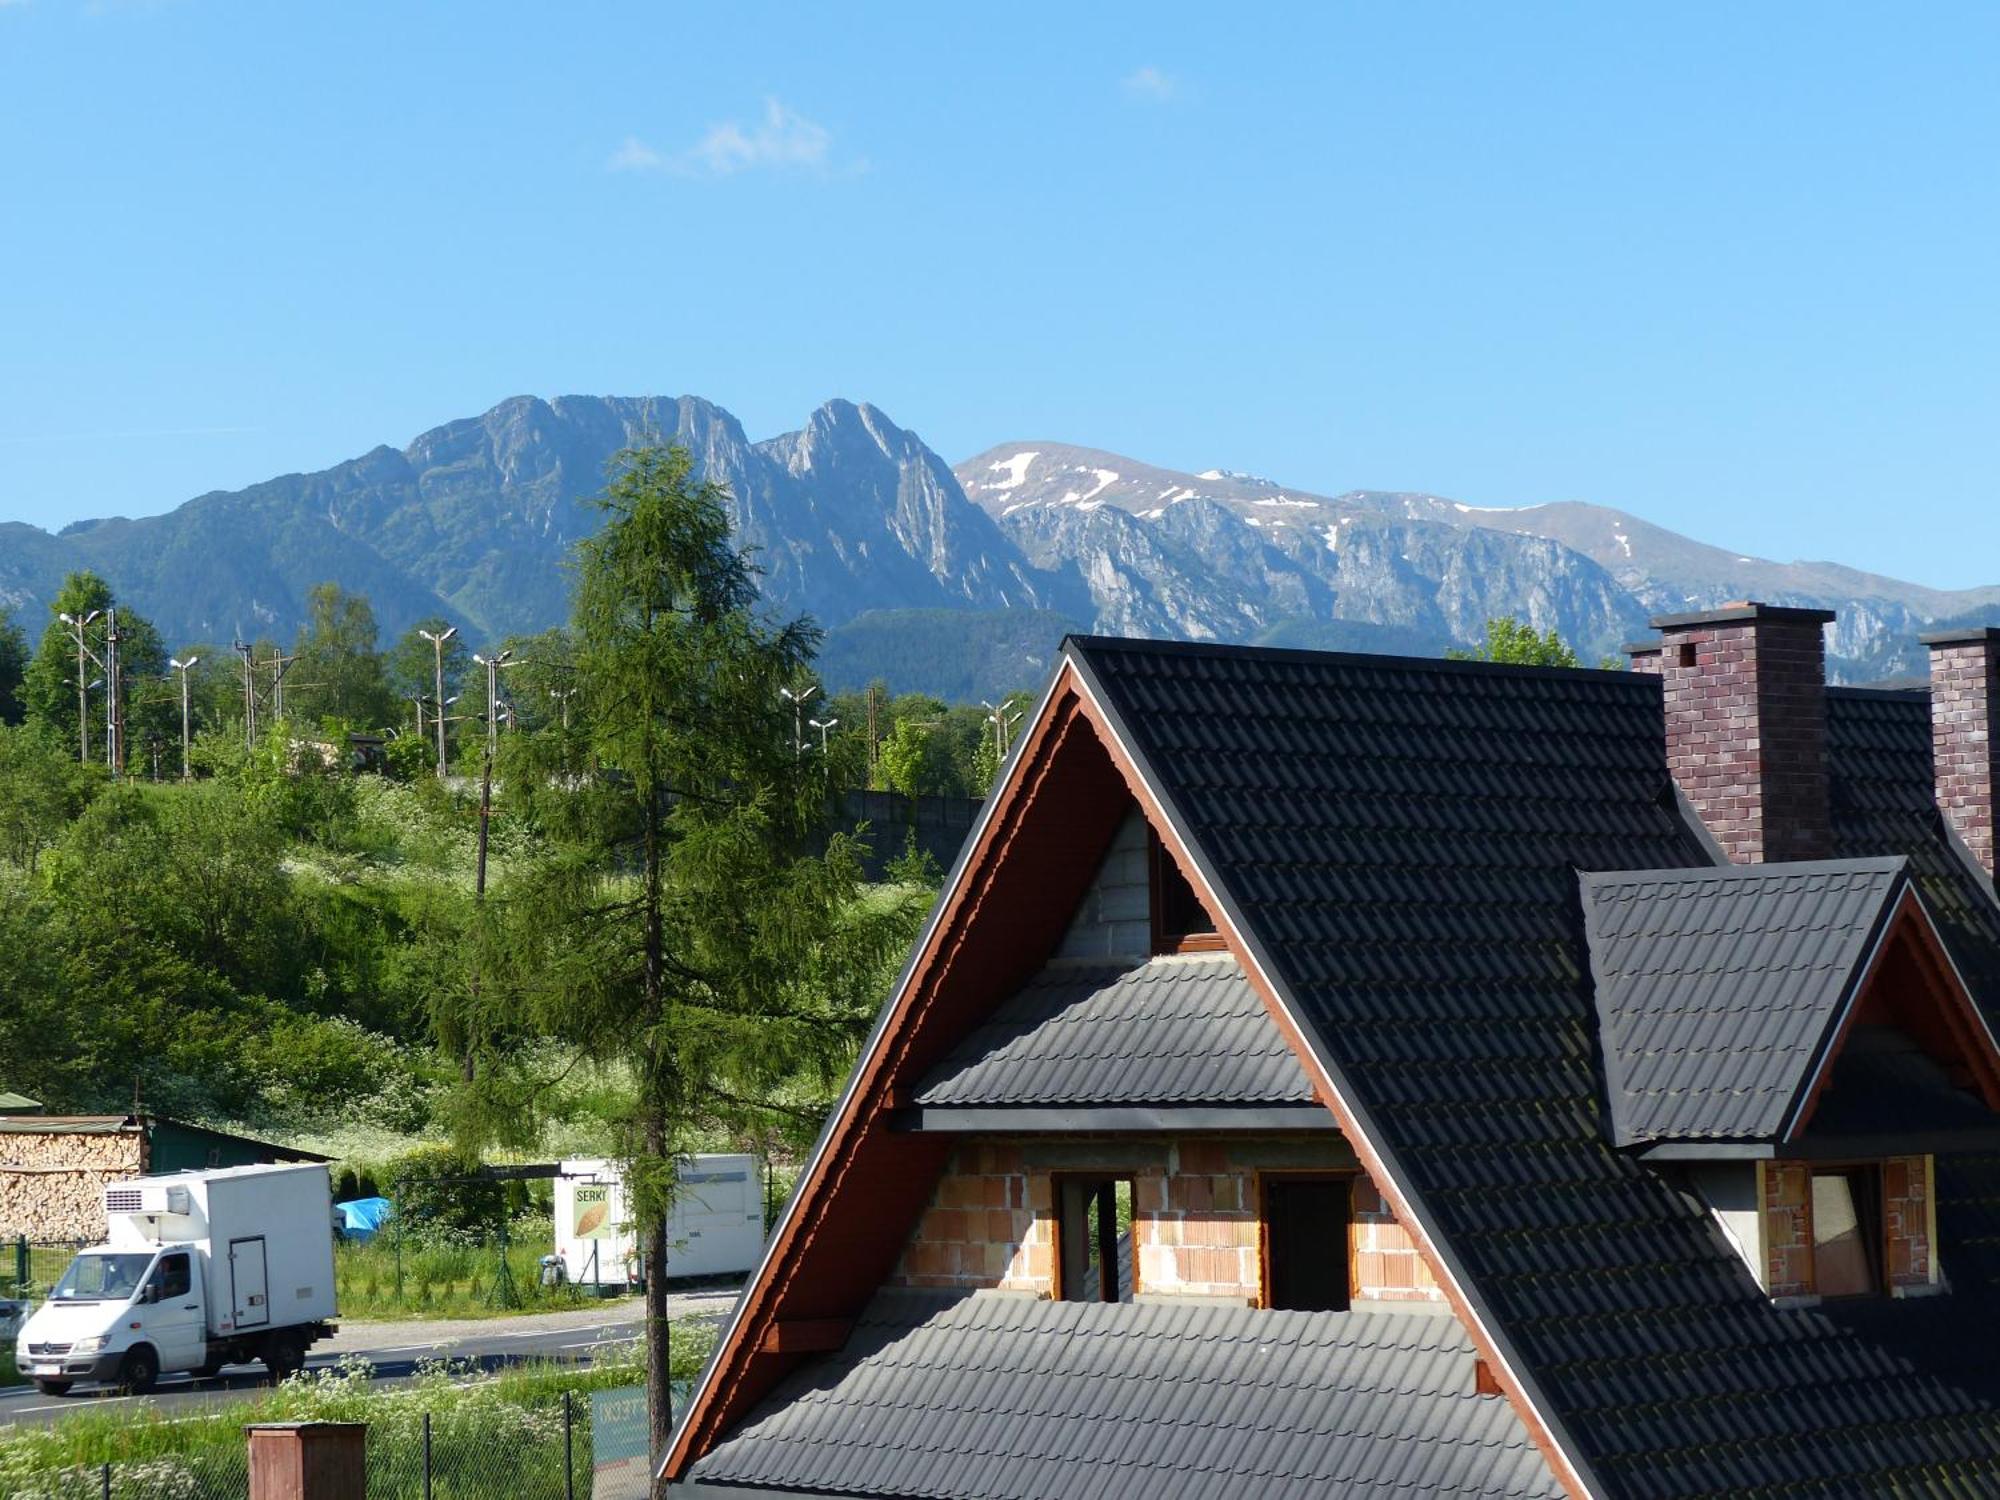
336, 1196, 394, 1242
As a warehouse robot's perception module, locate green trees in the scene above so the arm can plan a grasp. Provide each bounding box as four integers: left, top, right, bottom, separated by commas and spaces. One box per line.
1450, 616, 1585, 668
0, 607, 27, 725
20, 571, 169, 765
455, 444, 924, 1462
291, 583, 396, 729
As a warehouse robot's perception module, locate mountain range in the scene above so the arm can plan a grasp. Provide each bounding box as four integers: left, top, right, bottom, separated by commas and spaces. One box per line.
2, 393, 1994, 699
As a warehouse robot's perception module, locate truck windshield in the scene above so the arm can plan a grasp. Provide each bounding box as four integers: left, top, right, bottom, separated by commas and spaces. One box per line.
50, 1252, 155, 1302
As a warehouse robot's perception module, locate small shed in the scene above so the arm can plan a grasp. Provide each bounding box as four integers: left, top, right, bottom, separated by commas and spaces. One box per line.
0, 1112, 329, 1241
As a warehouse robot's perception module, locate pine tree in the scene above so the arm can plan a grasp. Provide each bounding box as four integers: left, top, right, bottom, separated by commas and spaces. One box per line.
455, 444, 924, 1475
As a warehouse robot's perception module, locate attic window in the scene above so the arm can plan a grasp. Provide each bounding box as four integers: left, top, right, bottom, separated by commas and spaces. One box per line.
1150, 831, 1224, 954
1811, 1167, 1882, 1298
1056, 1175, 1132, 1303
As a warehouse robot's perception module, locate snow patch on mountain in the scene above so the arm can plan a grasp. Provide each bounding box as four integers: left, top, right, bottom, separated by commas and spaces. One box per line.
983, 451, 1039, 491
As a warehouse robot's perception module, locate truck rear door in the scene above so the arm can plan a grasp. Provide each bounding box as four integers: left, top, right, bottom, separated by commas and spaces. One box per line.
229, 1237, 270, 1329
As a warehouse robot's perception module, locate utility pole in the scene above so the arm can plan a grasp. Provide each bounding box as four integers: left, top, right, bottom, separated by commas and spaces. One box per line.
170, 656, 199, 780
265, 650, 297, 723
420, 626, 457, 778
59, 609, 102, 765
470, 649, 515, 899
233, 642, 256, 748
865, 683, 881, 778
104, 607, 122, 778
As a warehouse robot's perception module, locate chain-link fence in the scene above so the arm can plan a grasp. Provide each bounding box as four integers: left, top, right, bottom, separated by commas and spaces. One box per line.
5, 1391, 598, 1500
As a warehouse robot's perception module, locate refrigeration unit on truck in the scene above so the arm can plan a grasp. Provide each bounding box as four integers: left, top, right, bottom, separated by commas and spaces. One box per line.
553, 1154, 762, 1287
14, 1161, 338, 1396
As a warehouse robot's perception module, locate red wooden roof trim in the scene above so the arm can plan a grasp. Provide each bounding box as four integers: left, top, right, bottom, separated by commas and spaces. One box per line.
1786, 885, 2000, 1140
662, 664, 1099, 1479
1059, 659, 1601, 1500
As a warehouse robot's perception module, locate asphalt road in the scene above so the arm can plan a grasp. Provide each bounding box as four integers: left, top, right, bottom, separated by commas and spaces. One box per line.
0, 1285, 738, 1429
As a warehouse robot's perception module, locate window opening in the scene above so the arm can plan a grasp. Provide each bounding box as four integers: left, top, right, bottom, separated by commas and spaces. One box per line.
1263, 1175, 1353, 1312
1811, 1167, 1882, 1298
1057, 1176, 1133, 1303
1150, 830, 1222, 953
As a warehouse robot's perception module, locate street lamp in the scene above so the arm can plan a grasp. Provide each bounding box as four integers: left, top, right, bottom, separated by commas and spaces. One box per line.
419, 626, 458, 779
471, 649, 516, 762
809, 716, 839, 755
169, 656, 200, 780
780, 683, 819, 756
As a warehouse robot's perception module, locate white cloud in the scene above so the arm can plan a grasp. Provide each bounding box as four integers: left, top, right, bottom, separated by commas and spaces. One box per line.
610, 98, 851, 179
1122, 65, 1178, 102
605, 135, 665, 173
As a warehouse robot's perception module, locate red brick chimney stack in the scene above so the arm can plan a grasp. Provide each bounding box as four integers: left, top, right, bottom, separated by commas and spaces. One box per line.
1647, 602, 1837, 865
1922, 627, 2000, 882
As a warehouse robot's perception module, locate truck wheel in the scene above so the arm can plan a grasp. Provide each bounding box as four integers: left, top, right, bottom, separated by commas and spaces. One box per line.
120, 1346, 160, 1395
33, 1378, 72, 1396
262, 1329, 307, 1383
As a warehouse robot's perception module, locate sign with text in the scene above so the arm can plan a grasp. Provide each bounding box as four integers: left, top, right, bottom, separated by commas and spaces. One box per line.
591, 1384, 651, 1500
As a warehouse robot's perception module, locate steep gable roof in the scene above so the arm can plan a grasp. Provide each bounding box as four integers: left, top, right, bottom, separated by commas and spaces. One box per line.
1582, 858, 1907, 1144
1066, 638, 2000, 1498
669, 640, 2000, 1500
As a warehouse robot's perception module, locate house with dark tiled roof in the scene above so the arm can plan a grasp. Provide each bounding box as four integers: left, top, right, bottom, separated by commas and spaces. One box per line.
664, 609, 2000, 1499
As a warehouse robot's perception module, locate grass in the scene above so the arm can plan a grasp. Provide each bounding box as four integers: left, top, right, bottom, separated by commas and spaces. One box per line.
0, 1327, 716, 1499
333, 1226, 625, 1321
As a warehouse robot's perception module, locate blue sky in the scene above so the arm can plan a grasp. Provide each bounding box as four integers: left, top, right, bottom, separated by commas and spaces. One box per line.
2, 3, 1998, 586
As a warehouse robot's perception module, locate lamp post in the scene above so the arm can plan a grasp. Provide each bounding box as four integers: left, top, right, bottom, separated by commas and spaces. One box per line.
548, 685, 576, 730
780, 684, 819, 756
809, 715, 838, 755
419, 626, 457, 778
169, 656, 199, 780
469, 651, 515, 902
58, 609, 102, 764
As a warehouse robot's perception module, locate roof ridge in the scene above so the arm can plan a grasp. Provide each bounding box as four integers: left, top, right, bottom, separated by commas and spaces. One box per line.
1062, 633, 1651, 687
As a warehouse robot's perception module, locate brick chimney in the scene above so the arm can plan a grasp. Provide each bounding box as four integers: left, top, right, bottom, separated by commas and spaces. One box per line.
1922, 627, 2000, 881
1648, 603, 1836, 865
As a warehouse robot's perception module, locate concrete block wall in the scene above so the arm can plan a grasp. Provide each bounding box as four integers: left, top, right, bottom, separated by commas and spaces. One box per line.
891, 1135, 1446, 1306
1057, 809, 1152, 960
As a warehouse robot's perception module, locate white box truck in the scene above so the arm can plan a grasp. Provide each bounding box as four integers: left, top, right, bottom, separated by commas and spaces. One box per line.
13, 1162, 338, 1396
553, 1154, 762, 1287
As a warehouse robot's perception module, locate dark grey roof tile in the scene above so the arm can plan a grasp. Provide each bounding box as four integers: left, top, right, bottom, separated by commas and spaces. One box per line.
914, 955, 1313, 1108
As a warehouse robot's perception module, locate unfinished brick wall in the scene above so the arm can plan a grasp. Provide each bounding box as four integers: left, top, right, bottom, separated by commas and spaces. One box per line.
1925, 630, 2000, 881
1762, 1162, 1814, 1298
1884, 1154, 1934, 1290
894, 1142, 1049, 1293
1654, 604, 1835, 865
893, 1135, 1445, 1307
0, 1128, 146, 1240
1352, 1174, 1442, 1302
1131, 1142, 1258, 1298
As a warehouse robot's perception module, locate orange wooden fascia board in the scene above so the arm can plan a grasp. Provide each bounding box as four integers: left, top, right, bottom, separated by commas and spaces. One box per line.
1057, 668, 1601, 1500
662, 666, 1095, 1478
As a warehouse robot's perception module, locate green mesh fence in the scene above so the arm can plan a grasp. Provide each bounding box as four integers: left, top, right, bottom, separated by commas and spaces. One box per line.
7, 1395, 595, 1500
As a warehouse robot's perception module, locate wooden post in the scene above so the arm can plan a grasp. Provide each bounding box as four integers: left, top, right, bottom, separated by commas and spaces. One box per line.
247, 1422, 367, 1500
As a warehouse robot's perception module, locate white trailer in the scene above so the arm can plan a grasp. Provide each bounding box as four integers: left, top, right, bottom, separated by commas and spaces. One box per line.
553, 1155, 762, 1287
13, 1162, 337, 1395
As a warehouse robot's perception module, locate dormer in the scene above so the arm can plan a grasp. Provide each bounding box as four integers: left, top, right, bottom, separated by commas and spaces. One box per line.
1581, 858, 2000, 1302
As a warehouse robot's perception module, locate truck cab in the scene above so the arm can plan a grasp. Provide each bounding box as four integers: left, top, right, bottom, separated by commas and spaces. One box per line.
17, 1244, 208, 1394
